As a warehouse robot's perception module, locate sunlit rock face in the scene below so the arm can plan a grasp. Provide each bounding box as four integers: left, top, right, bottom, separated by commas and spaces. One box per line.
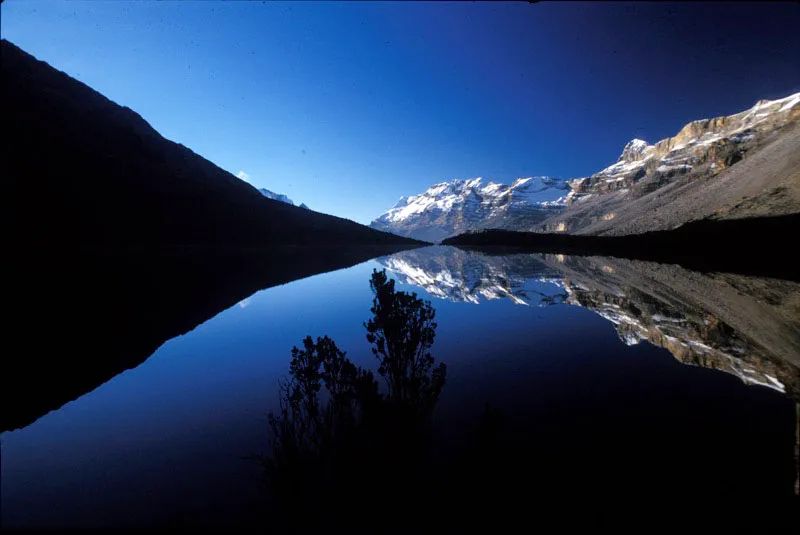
370, 177, 571, 242
378, 246, 800, 399
543, 92, 800, 234
373, 92, 799, 239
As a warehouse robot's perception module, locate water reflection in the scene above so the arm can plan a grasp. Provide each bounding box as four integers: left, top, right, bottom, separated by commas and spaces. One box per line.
260, 258, 800, 530
4, 246, 799, 529
378, 246, 800, 399
378, 246, 800, 509
1, 245, 419, 433
263, 270, 447, 533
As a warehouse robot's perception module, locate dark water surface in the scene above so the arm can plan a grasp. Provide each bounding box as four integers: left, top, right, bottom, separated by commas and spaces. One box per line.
2, 246, 798, 529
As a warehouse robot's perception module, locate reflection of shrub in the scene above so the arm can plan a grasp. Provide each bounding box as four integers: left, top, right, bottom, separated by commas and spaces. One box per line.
265, 335, 378, 485
365, 269, 446, 414
264, 269, 448, 530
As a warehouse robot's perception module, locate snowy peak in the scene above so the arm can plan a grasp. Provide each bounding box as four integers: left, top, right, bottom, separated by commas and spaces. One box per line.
375, 90, 799, 239
618, 138, 650, 163
258, 188, 309, 209
370, 176, 570, 241
258, 188, 294, 206
560, 90, 800, 211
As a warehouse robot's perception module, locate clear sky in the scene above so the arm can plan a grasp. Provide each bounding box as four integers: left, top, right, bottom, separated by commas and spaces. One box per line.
4, 1, 799, 224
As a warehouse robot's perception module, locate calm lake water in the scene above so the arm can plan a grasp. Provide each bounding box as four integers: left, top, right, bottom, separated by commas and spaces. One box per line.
2, 246, 799, 529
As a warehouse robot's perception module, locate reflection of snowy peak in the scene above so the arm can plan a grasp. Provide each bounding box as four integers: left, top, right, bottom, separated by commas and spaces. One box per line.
376, 246, 566, 306
370, 177, 570, 242
377, 247, 799, 398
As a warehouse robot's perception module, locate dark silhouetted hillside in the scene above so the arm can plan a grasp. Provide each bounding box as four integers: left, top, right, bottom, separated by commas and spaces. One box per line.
1, 40, 423, 250
1, 245, 415, 433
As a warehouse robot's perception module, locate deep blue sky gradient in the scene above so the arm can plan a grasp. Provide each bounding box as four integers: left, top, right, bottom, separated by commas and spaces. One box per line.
4, 1, 799, 223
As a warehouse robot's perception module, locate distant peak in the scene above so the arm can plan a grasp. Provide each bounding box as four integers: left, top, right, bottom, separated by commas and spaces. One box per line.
258, 187, 295, 206
747, 91, 800, 114
618, 138, 650, 163
512, 176, 560, 188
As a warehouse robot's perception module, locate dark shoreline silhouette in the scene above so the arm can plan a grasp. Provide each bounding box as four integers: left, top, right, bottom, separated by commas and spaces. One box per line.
1, 38, 426, 433
442, 213, 800, 281
1, 245, 421, 433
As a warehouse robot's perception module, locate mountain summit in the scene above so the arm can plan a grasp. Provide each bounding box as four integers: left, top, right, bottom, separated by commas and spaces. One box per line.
258, 188, 309, 209
547, 91, 800, 234
374, 91, 799, 240
370, 176, 569, 242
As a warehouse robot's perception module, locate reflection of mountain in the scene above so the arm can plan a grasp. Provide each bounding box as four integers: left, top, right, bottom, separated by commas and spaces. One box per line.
549, 255, 800, 399
379, 246, 800, 399
2, 245, 419, 433
377, 246, 566, 306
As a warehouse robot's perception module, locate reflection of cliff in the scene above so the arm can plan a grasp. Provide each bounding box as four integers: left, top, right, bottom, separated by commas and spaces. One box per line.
377, 246, 567, 306
380, 246, 800, 400
545, 254, 800, 399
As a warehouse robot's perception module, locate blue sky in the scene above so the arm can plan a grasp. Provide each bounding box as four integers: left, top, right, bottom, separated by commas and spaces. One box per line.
4, 1, 799, 224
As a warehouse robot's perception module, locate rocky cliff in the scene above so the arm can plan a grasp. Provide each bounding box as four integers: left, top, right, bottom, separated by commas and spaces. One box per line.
544, 92, 800, 234
376, 91, 800, 239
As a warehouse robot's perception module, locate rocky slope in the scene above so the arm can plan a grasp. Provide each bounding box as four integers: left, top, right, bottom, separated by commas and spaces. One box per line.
376, 91, 799, 239
370, 177, 570, 242
377, 246, 800, 399
542, 92, 800, 234
2, 40, 417, 249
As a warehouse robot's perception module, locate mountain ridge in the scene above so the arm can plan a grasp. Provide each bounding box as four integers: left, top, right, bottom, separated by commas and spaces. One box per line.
547, 91, 800, 234
1, 39, 421, 250
372, 90, 800, 239
370, 176, 570, 242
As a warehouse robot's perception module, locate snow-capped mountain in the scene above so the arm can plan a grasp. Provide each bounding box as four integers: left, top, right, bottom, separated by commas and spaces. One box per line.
258, 188, 309, 209
568, 92, 800, 203
372, 91, 799, 240
370, 177, 570, 242
545, 91, 800, 234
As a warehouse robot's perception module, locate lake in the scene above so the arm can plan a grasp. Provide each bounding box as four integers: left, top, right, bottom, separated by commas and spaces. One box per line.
2, 246, 798, 530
